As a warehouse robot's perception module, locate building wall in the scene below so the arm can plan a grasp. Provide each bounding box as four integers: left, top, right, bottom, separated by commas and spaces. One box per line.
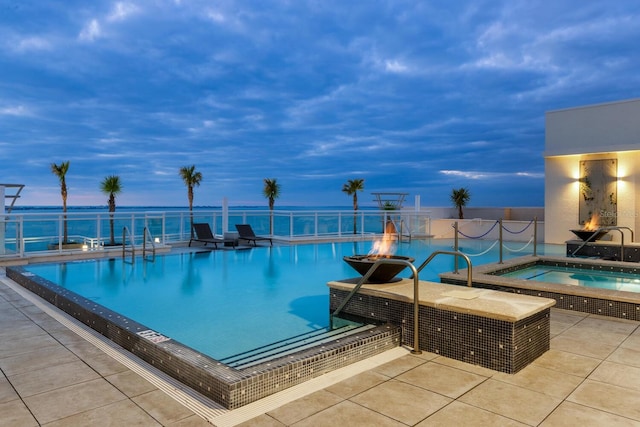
545, 99, 640, 244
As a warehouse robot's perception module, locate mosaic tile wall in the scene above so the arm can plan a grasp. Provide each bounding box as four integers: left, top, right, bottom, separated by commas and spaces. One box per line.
7, 266, 400, 409
444, 258, 640, 321
330, 288, 550, 373
566, 241, 640, 262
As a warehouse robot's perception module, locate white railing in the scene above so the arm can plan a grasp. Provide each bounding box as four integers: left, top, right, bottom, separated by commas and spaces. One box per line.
0, 209, 434, 258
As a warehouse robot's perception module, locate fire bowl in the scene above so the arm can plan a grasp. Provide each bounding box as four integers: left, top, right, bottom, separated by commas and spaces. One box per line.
570, 229, 608, 241
343, 255, 415, 283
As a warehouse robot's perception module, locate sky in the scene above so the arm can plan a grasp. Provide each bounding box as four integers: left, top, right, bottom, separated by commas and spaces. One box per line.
1, 1, 640, 209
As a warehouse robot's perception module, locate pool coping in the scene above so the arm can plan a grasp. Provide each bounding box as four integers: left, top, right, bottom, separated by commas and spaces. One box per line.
440, 255, 640, 320
6, 265, 401, 409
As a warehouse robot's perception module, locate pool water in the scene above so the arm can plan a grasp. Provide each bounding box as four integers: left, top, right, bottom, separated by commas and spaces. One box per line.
503, 266, 640, 293
24, 239, 563, 360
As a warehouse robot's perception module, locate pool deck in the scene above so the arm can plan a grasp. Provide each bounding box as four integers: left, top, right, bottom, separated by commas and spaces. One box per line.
3, 271, 640, 426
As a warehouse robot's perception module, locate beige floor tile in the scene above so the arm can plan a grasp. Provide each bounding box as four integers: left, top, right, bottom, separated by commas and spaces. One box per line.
0, 333, 61, 358
589, 361, 640, 392
9, 359, 100, 397
404, 349, 439, 361
236, 414, 286, 427
430, 356, 498, 377
43, 399, 163, 427
568, 380, 640, 421
80, 350, 130, 376
323, 370, 389, 399
372, 354, 426, 377
607, 346, 640, 368
621, 333, 640, 351
266, 389, 343, 425
132, 389, 199, 425
351, 379, 452, 425
568, 316, 638, 342
0, 399, 39, 426
549, 309, 587, 336
106, 369, 158, 398
0, 345, 79, 376
0, 376, 19, 403
24, 378, 127, 425
291, 400, 405, 427
550, 335, 616, 359
493, 364, 584, 398
532, 348, 600, 377
459, 379, 562, 425
169, 414, 216, 426
558, 326, 629, 348
64, 339, 111, 358
396, 361, 487, 398
417, 401, 528, 426
540, 401, 640, 427
0, 319, 46, 339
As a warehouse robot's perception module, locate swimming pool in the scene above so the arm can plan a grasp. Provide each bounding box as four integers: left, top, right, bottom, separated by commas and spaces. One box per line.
9, 238, 562, 408
502, 265, 640, 292
20, 239, 560, 360
445, 255, 640, 322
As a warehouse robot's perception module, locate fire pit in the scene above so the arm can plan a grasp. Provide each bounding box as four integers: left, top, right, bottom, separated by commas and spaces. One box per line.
570, 229, 608, 241
343, 255, 415, 283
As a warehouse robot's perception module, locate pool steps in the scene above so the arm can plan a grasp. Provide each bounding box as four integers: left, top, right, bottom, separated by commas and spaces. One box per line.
220, 322, 376, 369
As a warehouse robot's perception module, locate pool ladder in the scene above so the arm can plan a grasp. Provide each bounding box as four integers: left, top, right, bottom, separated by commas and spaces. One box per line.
330, 250, 472, 355
122, 226, 156, 263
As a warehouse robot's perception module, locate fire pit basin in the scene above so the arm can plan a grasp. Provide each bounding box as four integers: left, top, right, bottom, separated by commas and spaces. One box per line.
570, 229, 608, 242
343, 255, 415, 283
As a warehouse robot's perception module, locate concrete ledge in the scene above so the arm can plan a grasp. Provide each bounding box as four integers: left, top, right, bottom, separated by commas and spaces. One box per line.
328, 279, 555, 322
328, 279, 555, 373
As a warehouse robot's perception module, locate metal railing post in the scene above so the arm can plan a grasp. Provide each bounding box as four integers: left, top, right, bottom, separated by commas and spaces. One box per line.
533, 217, 538, 256
454, 222, 459, 273
499, 219, 503, 264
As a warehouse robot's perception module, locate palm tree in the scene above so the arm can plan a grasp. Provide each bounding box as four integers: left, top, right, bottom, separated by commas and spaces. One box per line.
100, 175, 122, 245
50, 161, 70, 243
179, 165, 203, 239
263, 178, 281, 234
451, 187, 471, 219
342, 179, 365, 234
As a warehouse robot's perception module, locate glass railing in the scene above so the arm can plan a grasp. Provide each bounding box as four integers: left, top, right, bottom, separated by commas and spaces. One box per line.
0, 209, 433, 258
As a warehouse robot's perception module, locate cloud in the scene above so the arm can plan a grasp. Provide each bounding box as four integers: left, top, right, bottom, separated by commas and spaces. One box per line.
440, 170, 544, 180
0, 105, 31, 116
78, 19, 102, 42
107, 2, 140, 22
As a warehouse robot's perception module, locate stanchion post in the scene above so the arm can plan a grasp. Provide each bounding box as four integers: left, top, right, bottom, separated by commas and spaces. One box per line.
454, 221, 459, 273
499, 219, 503, 264
533, 217, 538, 256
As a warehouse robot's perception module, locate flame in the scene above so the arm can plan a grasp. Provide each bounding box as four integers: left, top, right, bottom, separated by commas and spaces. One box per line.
368, 220, 398, 256
583, 212, 600, 231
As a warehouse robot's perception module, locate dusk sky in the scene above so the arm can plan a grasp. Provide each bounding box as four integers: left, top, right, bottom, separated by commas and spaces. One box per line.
2, 1, 639, 208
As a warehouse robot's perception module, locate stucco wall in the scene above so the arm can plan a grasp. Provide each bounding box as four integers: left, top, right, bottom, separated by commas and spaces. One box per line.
545, 99, 640, 244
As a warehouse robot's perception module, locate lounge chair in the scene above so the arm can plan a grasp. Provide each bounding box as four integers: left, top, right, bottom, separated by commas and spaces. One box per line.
235, 224, 272, 246
189, 223, 235, 249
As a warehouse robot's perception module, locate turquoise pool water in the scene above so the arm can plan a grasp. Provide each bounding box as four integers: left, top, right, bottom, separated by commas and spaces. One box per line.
503, 265, 640, 293
24, 239, 563, 360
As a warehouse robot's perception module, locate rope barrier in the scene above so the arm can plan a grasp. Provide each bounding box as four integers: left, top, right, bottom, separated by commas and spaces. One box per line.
456, 239, 499, 257
453, 220, 499, 239
502, 236, 534, 252
501, 219, 534, 235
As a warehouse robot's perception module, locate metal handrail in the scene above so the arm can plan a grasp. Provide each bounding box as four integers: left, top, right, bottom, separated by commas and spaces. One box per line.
331, 258, 421, 355
142, 227, 156, 262
570, 226, 634, 259
412, 250, 473, 287
330, 250, 473, 355
122, 226, 134, 263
